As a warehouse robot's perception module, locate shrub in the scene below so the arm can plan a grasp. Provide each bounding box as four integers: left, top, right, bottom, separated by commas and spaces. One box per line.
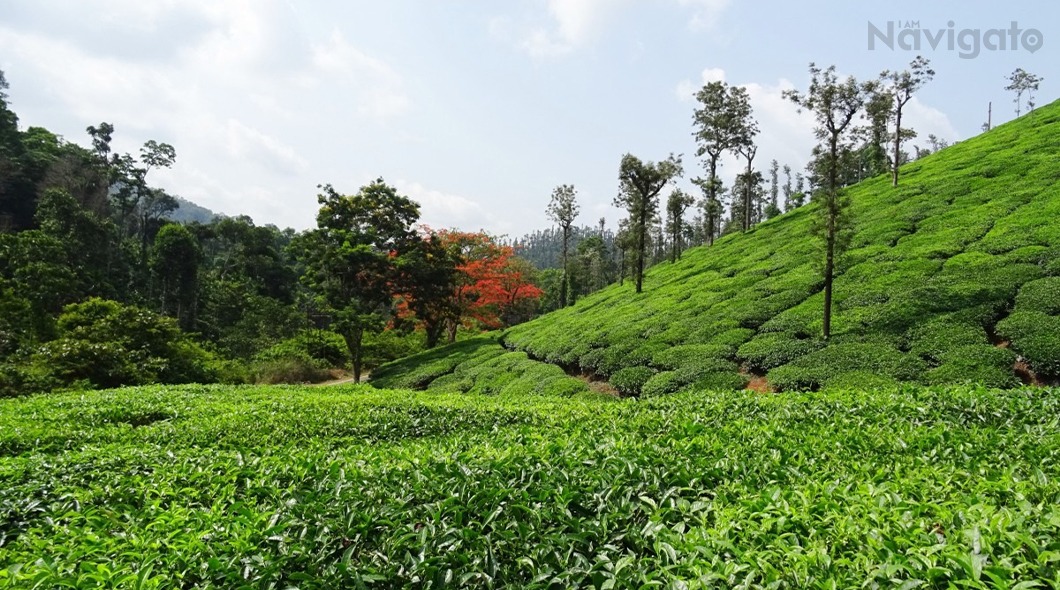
906, 317, 987, 363
738, 333, 823, 372
609, 366, 657, 396
769, 342, 927, 392
925, 345, 1019, 389
997, 311, 1060, 378
641, 371, 682, 397
821, 371, 902, 392
1014, 277, 1060, 316
257, 330, 349, 369
651, 344, 734, 370
253, 352, 331, 385
29, 299, 219, 390
690, 371, 748, 392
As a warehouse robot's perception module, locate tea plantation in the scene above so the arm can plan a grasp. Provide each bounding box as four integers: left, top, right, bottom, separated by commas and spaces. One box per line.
483, 100, 1060, 395
3, 383, 1060, 588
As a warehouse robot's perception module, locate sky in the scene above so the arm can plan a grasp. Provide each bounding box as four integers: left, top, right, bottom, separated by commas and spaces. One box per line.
1, 0, 1054, 237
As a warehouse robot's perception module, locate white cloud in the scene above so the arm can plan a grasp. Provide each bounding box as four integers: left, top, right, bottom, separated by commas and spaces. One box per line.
310, 31, 411, 118
505, 0, 731, 58
676, 67, 727, 102
904, 97, 961, 145
677, 0, 732, 31
224, 119, 308, 176
396, 181, 511, 234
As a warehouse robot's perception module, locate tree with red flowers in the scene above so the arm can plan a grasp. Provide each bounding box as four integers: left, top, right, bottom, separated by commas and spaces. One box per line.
435, 230, 543, 343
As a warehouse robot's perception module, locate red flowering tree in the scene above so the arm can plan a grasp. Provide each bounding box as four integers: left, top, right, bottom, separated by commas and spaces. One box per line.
435, 229, 543, 343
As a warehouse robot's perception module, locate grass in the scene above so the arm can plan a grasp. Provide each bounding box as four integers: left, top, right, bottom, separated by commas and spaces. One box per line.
2, 383, 1060, 587
485, 101, 1060, 393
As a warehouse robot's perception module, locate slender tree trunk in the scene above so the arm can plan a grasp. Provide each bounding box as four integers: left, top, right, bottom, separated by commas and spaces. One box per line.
560, 226, 569, 307
891, 102, 903, 187
707, 155, 718, 246
636, 209, 646, 293
345, 327, 364, 382
670, 224, 678, 263
823, 134, 839, 340
743, 153, 754, 232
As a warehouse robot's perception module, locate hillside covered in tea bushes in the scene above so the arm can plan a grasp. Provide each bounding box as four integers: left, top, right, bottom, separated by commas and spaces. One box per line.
374, 100, 1060, 395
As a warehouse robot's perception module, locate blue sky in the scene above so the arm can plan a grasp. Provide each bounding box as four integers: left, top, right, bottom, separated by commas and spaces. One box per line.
1, 1, 1053, 236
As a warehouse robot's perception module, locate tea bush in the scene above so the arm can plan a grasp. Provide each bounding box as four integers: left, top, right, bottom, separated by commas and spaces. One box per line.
3, 383, 1060, 587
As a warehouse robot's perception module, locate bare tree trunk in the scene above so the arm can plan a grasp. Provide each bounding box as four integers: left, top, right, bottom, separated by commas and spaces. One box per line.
891, 103, 903, 187
345, 327, 364, 382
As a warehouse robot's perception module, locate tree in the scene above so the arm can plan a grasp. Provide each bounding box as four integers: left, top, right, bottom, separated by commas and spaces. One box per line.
781, 164, 794, 211
434, 230, 543, 342
692, 82, 753, 245
1006, 68, 1043, 117
294, 180, 420, 382
393, 230, 459, 348
860, 87, 894, 181
614, 153, 682, 293
731, 171, 764, 230
765, 159, 781, 219
785, 64, 873, 340
151, 224, 202, 331
881, 56, 934, 187
665, 189, 695, 262
736, 140, 759, 231
546, 184, 579, 308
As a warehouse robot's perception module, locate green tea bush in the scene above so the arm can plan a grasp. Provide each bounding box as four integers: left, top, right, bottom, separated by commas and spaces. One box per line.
925, 345, 1019, 389
1014, 277, 1060, 315
608, 366, 657, 396
997, 311, 1060, 378
737, 332, 823, 372
906, 316, 988, 363
769, 342, 927, 392
640, 370, 681, 397
651, 344, 734, 370
820, 370, 902, 391
253, 352, 331, 384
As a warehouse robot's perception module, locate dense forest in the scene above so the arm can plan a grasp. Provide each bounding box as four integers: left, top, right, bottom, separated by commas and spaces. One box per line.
0, 70, 557, 395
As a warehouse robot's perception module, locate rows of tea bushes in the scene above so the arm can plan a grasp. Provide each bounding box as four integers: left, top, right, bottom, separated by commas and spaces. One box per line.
502, 100, 1060, 393
3, 383, 1060, 587
370, 335, 590, 397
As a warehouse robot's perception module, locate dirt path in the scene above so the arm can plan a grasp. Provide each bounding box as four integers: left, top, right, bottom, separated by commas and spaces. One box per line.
745, 374, 771, 393
311, 371, 370, 387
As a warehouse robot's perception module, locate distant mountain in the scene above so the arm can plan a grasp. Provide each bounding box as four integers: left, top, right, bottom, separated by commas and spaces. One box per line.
166, 197, 219, 225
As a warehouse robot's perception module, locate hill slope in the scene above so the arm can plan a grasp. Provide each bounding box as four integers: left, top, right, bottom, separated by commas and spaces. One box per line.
378, 100, 1060, 394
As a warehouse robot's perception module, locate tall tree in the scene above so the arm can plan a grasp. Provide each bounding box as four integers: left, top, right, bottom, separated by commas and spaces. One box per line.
665, 189, 694, 262
692, 82, 753, 245
545, 184, 579, 308
294, 180, 420, 382
394, 230, 458, 348
860, 87, 894, 180
692, 176, 724, 245
151, 223, 201, 331
1006, 68, 1044, 117
785, 64, 873, 340
881, 56, 934, 187
736, 141, 759, 231
781, 164, 794, 211
614, 153, 682, 293
434, 230, 542, 343
765, 159, 781, 219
